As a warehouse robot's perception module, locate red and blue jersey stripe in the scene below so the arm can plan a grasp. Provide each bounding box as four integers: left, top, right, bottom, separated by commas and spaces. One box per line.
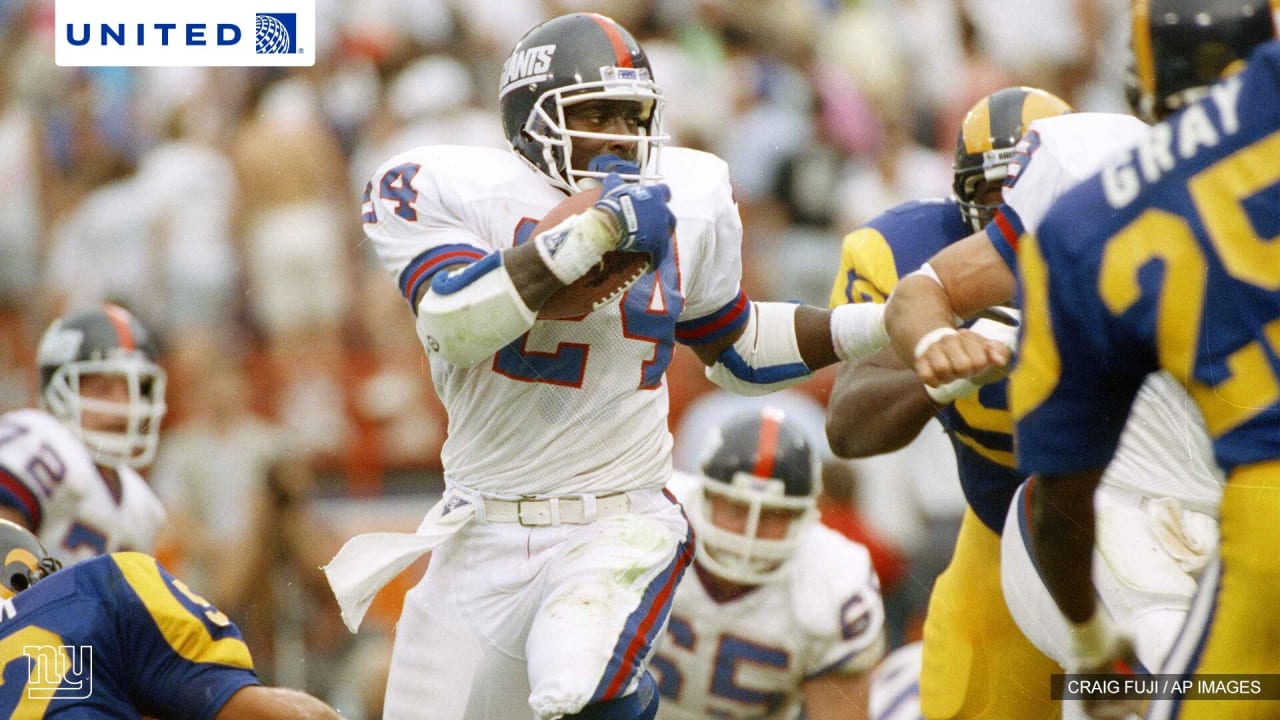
674, 290, 749, 346
398, 244, 487, 307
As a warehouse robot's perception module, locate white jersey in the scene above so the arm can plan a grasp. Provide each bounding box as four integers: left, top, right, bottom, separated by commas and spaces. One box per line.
362, 145, 744, 497
1001, 112, 1151, 236
0, 409, 166, 565
1105, 371, 1222, 513
653, 476, 886, 720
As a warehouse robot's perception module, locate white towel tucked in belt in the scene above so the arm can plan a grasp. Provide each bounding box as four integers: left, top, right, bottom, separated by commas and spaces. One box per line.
323, 495, 475, 632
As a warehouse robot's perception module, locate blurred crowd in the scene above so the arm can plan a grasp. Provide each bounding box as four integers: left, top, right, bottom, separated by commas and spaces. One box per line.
0, 0, 1131, 714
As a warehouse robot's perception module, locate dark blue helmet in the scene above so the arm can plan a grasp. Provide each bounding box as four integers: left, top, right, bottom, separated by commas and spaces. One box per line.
498, 13, 667, 192
1130, 0, 1279, 121
692, 407, 820, 584
36, 304, 167, 468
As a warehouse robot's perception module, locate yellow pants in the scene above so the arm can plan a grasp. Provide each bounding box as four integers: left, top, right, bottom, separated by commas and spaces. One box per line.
1153, 462, 1280, 719
920, 508, 1061, 719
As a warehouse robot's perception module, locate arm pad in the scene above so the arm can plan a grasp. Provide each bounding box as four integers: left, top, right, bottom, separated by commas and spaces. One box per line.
416, 253, 536, 368
706, 302, 813, 397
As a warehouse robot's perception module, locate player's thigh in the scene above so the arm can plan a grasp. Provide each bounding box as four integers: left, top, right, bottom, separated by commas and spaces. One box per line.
1151, 472, 1280, 719
383, 529, 535, 720
526, 498, 690, 719
382, 563, 481, 720
920, 508, 1060, 720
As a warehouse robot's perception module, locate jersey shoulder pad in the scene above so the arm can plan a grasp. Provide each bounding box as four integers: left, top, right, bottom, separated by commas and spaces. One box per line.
661, 147, 733, 219
369, 144, 548, 216
110, 552, 255, 669
863, 199, 965, 270
1004, 113, 1150, 236
789, 524, 880, 638
1, 408, 77, 444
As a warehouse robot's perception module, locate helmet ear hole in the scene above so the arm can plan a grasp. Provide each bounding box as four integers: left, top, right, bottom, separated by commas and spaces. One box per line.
0, 519, 59, 597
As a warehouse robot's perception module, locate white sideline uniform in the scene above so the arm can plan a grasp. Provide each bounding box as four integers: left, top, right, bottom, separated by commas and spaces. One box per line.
0, 408, 166, 565
359, 145, 745, 720
990, 112, 1223, 674
652, 475, 886, 720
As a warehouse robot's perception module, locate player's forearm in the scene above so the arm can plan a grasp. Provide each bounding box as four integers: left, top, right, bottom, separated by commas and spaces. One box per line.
1031, 471, 1103, 623
504, 242, 569, 310
826, 349, 935, 458
884, 274, 958, 368
700, 302, 889, 397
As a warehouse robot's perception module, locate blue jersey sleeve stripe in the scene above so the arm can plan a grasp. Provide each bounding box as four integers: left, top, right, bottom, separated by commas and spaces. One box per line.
717, 346, 811, 384
429, 251, 502, 295
398, 244, 487, 304
674, 290, 749, 345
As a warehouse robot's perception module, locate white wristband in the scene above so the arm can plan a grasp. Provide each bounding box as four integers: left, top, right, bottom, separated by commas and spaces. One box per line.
913, 326, 958, 360
534, 210, 616, 284
830, 303, 889, 363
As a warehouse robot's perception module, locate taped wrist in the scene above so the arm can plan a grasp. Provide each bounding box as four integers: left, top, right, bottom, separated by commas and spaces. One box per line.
830, 303, 889, 362
534, 210, 617, 284
925, 376, 981, 405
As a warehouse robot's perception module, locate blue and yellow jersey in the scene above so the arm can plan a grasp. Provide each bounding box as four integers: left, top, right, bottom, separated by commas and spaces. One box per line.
830, 197, 1026, 532
1014, 40, 1280, 478
0, 552, 259, 719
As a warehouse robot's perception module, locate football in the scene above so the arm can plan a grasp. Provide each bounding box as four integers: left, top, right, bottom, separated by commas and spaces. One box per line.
533, 186, 651, 320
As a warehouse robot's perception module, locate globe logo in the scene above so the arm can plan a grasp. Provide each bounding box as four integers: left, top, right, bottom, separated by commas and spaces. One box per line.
255, 13, 296, 54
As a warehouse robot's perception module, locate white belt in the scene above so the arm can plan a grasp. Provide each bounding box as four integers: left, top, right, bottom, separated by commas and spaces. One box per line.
481, 492, 631, 526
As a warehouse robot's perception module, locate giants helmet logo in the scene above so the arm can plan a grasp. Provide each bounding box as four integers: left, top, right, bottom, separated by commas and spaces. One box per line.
500, 44, 556, 95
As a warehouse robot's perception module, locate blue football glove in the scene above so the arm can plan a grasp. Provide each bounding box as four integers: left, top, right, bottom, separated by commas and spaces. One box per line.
587, 154, 641, 180
593, 172, 675, 267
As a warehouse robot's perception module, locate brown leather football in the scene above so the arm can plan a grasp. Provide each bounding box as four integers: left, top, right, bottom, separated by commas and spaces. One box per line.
533, 186, 651, 320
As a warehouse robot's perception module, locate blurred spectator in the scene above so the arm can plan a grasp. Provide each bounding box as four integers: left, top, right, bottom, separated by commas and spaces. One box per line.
230, 74, 354, 459
151, 342, 346, 695
348, 52, 504, 201
134, 98, 240, 333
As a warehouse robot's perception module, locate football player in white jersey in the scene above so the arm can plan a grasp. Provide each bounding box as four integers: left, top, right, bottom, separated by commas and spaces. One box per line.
879, 100, 1223, 691
0, 303, 167, 565
654, 408, 885, 720
324, 12, 894, 720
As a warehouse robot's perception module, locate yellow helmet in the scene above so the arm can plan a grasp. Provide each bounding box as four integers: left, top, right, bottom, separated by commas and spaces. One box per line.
953, 86, 1073, 232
